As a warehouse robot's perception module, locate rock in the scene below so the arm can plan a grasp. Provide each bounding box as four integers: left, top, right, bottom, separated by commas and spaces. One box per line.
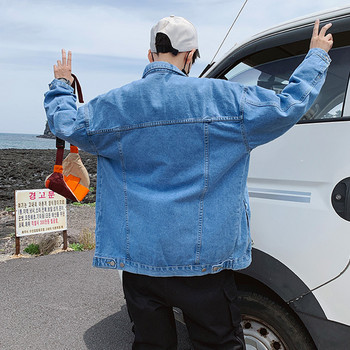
36, 121, 55, 139
0, 210, 15, 238
0, 149, 97, 210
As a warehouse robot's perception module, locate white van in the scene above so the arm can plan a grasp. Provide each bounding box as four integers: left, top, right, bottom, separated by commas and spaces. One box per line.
201, 6, 350, 350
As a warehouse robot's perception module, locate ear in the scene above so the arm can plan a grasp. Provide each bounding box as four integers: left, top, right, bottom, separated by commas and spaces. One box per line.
186, 49, 196, 65
148, 49, 154, 63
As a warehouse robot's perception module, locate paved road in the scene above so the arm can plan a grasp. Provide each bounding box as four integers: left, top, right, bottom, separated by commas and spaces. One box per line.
0, 251, 192, 350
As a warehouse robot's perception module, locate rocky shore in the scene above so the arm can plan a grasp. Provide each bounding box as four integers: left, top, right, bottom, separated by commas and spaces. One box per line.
0, 149, 97, 209
0, 149, 97, 259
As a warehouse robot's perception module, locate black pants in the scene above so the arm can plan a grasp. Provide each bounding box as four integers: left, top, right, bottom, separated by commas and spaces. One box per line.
122, 270, 246, 350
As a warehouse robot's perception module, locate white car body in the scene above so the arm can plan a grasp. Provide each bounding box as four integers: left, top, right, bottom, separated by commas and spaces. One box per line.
203, 6, 350, 349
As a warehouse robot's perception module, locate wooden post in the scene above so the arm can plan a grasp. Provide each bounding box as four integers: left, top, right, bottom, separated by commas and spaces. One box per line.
62, 230, 68, 250
14, 192, 20, 255
15, 236, 20, 255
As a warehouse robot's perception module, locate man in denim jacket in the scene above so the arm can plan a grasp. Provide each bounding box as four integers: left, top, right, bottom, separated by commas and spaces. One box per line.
44, 16, 333, 350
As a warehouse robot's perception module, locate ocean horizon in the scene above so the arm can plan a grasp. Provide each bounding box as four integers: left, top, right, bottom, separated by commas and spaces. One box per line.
0, 133, 61, 149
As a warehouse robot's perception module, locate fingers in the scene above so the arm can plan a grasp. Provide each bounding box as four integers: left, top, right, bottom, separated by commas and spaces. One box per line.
58, 49, 72, 67
319, 22, 332, 37
62, 49, 66, 65
53, 49, 73, 82
67, 50, 72, 69
312, 19, 319, 37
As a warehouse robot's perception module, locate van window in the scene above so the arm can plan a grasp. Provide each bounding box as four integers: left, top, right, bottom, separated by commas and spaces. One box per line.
224, 45, 350, 122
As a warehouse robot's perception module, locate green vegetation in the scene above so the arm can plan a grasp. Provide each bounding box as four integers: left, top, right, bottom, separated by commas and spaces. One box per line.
24, 244, 40, 255
69, 229, 96, 251
79, 228, 95, 250
72, 202, 96, 207
5, 206, 14, 212
69, 243, 84, 251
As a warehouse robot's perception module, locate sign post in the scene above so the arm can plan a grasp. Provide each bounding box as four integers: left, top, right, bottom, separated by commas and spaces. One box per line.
15, 189, 67, 255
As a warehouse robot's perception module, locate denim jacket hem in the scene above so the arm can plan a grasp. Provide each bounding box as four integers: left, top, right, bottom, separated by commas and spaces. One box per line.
92, 253, 252, 277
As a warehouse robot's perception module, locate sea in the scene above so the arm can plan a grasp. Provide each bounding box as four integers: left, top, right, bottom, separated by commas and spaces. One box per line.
0, 133, 64, 149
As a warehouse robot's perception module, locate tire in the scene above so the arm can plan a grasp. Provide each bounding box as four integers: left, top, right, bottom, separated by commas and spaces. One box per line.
237, 290, 316, 350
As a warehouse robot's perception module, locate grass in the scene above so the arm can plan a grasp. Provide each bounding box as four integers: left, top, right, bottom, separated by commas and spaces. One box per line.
72, 202, 96, 207
69, 242, 84, 251
24, 243, 40, 255
69, 228, 95, 251
79, 228, 95, 250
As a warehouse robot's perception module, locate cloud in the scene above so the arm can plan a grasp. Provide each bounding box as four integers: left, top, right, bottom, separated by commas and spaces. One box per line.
1, 0, 350, 133
0, 0, 152, 58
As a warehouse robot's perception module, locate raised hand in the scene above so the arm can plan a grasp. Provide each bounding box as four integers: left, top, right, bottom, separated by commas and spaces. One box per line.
310, 19, 333, 53
54, 49, 74, 84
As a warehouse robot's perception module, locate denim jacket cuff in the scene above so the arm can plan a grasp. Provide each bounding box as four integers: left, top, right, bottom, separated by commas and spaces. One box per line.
307, 48, 332, 65
48, 79, 74, 91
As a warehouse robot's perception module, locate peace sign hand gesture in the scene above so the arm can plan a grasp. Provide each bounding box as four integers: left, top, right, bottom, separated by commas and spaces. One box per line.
54, 49, 74, 84
310, 19, 333, 53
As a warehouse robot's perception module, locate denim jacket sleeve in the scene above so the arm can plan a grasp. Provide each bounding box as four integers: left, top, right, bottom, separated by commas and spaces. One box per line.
44, 79, 98, 154
241, 48, 331, 150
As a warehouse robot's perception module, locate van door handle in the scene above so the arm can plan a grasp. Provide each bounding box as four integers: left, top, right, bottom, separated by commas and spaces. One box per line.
332, 177, 350, 221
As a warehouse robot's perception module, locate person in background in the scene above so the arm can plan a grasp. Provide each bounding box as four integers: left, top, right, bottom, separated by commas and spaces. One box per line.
44, 16, 333, 350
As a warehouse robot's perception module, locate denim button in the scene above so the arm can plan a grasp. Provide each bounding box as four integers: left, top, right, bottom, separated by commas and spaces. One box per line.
213, 266, 219, 272
202, 268, 207, 272
120, 262, 125, 268
107, 260, 115, 267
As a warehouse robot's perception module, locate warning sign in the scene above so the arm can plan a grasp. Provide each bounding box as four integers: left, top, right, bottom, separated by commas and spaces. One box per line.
15, 189, 67, 237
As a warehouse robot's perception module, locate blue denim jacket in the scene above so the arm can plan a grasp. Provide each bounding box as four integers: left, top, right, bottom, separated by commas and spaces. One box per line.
44, 48, 330, 276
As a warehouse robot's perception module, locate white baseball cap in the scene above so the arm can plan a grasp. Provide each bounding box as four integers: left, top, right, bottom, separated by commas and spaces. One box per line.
150, 15, 200, 56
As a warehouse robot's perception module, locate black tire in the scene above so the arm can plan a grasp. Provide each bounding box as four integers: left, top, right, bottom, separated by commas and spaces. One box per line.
237, 290, 316, 350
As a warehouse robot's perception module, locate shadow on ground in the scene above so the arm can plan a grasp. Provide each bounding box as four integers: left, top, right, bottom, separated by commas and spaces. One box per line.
84, 305, 193, 350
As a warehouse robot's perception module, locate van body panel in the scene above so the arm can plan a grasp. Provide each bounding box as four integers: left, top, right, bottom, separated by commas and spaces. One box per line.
312, 263, 350, 325
248, 121, 350, 290
204, 6, 350, 345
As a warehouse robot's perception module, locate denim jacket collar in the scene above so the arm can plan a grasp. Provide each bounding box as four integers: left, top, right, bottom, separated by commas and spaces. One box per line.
142, 61, 187, 79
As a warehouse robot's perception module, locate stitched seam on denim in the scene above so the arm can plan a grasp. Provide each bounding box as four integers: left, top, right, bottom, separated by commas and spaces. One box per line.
95, 157, 103, 251
196, 122, 210, 264
83, 105, 99, 155
143, 66, 185, 78
227, 156, 249, 259
311, 50, 331, 66
240, 118, 250, 152
116, 132, 131, 259
86, 116, 242, 135
245, 71, 322, 112
52, 79, 75, 91
93, 254, 252, 270
240, 89, 251, 152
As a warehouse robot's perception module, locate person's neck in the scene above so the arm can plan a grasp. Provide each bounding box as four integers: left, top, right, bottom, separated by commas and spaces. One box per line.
153, 52, 187, 73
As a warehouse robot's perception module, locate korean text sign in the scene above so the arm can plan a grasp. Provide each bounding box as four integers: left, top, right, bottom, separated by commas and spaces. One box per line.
15, 189, 67, 237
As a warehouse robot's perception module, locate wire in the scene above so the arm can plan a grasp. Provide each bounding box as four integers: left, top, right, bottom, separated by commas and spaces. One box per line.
209, 0, 249, 65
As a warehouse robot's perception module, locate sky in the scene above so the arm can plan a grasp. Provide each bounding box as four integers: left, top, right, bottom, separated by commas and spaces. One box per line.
1, 0, 350, 134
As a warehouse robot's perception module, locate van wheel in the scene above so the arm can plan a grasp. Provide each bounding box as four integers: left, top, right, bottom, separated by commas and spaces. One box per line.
237, 291, 316, 350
